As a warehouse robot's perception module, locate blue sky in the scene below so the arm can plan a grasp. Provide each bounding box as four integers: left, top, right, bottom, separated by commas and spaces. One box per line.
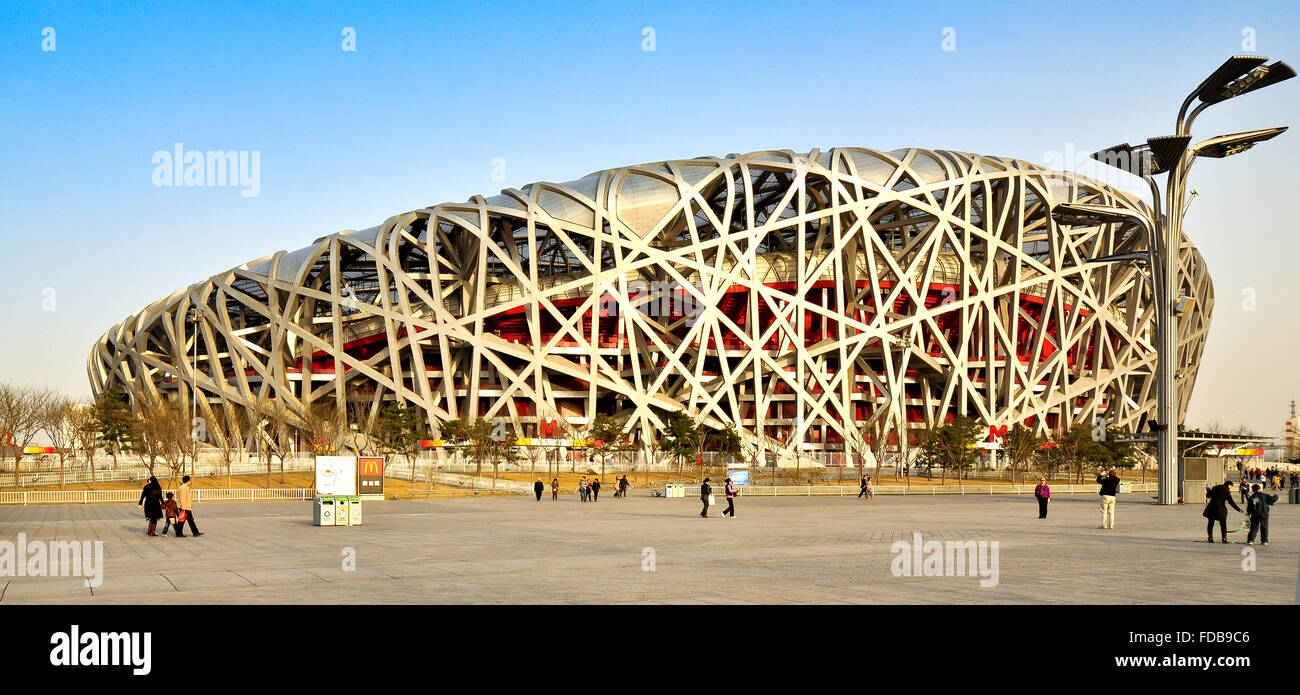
2, 0, 1298, 436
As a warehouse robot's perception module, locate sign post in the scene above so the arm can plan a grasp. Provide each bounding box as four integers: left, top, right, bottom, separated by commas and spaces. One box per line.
315, 456, 357, 497
358, 456, 385, 500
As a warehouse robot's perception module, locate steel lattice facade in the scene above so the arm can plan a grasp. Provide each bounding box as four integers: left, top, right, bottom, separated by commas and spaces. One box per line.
89, 147, 1214, 458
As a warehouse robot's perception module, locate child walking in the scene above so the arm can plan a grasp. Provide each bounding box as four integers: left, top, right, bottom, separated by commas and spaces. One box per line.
160, 492, 179, 537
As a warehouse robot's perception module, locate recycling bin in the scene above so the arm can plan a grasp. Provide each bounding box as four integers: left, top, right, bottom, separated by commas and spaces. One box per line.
348, 496, 362, 525
334, 496, 351, 526
313, 496, 335, 526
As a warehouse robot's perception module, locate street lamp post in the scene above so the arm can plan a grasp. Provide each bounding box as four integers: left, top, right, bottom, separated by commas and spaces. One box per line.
1053, 56, 1292, 505
186, 304, 206, 477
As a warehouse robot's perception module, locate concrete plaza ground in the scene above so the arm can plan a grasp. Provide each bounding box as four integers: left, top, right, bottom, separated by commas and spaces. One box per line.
1, 492, 1296, 604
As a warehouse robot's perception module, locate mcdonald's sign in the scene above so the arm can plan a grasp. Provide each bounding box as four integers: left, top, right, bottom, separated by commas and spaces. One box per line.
538, 418, 559, 438
358, 456, 384, 498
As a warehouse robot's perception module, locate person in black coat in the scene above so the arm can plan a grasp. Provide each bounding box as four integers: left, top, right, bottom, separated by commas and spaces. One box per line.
1202, 481, 1243, 543
138, 476, 163, 537
533, 478, 544, 501
700, 478, 712, 518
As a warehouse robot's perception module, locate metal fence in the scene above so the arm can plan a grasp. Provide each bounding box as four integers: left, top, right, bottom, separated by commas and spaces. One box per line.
0, 488, 315, 505
729, 482, 1159, 497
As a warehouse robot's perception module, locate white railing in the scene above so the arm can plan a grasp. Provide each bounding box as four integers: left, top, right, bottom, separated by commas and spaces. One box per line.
0, 459, 320, 488
0, 488, 315, 505
708, 483, 1159, 497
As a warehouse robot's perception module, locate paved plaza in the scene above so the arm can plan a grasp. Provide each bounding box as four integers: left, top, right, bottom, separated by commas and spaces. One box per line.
1, 492, 1296, 604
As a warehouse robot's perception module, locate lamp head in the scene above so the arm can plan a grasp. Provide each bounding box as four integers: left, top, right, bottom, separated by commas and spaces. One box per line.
1191, 126, 1288, 159
1200, 60, 1295, 104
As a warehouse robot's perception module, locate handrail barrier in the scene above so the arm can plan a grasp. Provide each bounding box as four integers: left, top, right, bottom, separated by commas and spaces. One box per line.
0, 488, 315, 505
711, 482, 1159, 497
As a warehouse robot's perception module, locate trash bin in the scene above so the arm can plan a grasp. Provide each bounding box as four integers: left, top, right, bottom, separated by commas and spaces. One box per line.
334, 497, 351, 526
313, 496, 335, 526
1290, 488, 1299, 504
348, 496, 362, 525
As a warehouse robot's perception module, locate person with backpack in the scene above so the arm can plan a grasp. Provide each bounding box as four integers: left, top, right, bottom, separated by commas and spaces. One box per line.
700, 477, 712, 518
1096, 469, 1120, 529
1246, 484, 1278, 546
1202, 481, 1243, 543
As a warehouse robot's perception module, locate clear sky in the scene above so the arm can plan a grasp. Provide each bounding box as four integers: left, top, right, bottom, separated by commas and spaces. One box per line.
2, 0, 1297, 438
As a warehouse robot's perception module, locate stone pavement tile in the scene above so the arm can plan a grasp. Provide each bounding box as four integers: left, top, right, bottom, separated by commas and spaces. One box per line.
162, 570, 258, 591
3, 576, 91, 601
91, 573, 176, 598
228, 568, 332, 586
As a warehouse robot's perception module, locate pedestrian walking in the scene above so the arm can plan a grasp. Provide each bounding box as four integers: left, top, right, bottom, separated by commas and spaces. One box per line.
700, 477, 712, 518
722, 477, 737, 518
534, 478, 544, 501
1239, 478, 1250, 505
1246, 484, 1278, 546
1202, 480, 1243, 543
1096, 469, 1120, 529
138, 476, 163, 537
551, 477, 559, 500
1034, 477, 1050, 519
592, 478, 601, 501
617, 475, 629, 499
174, 475, 203, 537
161, 493, 179, 537
858, 475, 870, 499
579, 476, 589, 502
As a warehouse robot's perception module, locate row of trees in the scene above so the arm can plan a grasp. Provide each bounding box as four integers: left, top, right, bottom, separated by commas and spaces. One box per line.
0, 383, 138, 488
2, 378, 1149, 492
913, 416, 1142, 485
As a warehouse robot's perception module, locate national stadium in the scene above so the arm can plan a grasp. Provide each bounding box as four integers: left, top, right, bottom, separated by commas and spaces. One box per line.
88, 146, 1214, 459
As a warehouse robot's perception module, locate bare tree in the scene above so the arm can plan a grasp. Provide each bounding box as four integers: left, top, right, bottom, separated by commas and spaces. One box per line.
345, 385, 379, 455
208, 403, 247, 488
136, 395, 193, 488
302, 401, 349, 456
68, 403, 101, 484
39, 396, 76, 489
0, 383, 55, 487
252, 392, 297, 487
